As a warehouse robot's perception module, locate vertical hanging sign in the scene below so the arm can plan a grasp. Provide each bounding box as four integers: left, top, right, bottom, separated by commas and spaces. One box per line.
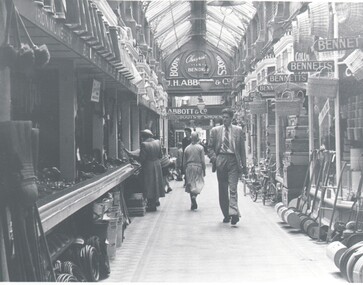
319, 99, 330, 126
91, 79, 101, 102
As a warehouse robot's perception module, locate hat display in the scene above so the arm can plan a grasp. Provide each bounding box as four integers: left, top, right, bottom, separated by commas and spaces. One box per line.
141, 129, 153, 136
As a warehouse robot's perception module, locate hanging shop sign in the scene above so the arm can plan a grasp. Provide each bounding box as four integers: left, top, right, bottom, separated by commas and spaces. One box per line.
319, 99, 330, 126
314, 37, 363, 52
166, 49, 232, 93
287, 61, 334, 72
257, 84, 275, 93
167, 106, 224, 120
91, 79, 101, 102
267, 74, 308, 83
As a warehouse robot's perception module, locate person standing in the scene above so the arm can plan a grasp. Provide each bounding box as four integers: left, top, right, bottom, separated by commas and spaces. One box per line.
125, 129, 164, 212
175, 142, 184, 181
183, 132, 206, 210
181, 127, 192, 185
208, 108, 247, 225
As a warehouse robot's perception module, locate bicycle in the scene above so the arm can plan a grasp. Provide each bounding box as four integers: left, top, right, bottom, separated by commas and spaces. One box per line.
261, 163, 280, 205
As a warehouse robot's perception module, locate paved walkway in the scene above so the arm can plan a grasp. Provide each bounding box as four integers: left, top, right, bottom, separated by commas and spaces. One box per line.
104, 163, 346, 283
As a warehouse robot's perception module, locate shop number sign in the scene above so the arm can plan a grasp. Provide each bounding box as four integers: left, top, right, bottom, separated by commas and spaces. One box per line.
314, 38, 363, 52
287, 61, 334, 72
267, 74, 308, 83
91, 79, 101, 102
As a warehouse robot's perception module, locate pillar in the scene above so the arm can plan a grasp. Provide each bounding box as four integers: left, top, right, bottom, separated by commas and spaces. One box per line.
275, 114, 280, 176
121, 96, 131, 149
257, 114, 261, 163
108, 88, 118, 159
92, 88, 104, 164
130, 102, 140, 150
59, 61, 76, 181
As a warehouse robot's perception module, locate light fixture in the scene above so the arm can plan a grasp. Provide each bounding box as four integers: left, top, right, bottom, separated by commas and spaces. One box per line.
199, 78, 214, 92
207, 1, 245, 7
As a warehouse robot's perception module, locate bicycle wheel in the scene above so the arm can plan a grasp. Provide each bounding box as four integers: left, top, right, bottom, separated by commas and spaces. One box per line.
250, 187, 258, 202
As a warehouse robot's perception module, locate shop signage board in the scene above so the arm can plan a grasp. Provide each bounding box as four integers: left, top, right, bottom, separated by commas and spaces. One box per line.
314, 37, 363, 52
319, 99, 330, 126
267, 74, 308, 83
287, 61, 334, 72
167, 106, 224, 120
257, 84, 274, 92
166, 49, 233, 93
91, 79, 101, 102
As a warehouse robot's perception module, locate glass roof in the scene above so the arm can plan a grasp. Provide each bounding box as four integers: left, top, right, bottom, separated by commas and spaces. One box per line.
144, 0, 256, 58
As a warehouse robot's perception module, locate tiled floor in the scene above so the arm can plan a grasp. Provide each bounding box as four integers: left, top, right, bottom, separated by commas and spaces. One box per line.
104, 163, 346, 283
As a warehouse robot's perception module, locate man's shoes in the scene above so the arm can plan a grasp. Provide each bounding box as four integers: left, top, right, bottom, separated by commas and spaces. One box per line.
166, 187, 173, 193
223, 217, 231, 223
231, 215, 240, 225
191, 196, 198, 210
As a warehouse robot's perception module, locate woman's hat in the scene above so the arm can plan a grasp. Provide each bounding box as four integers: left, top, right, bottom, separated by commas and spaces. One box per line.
184, 127, 192, 132
141, 129, 153, 136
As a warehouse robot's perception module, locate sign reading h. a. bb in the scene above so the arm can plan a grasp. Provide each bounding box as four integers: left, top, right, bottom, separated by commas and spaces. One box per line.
267, 74, 308, 83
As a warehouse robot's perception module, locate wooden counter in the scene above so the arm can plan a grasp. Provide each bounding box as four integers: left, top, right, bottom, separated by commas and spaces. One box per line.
37, 163, 135, 233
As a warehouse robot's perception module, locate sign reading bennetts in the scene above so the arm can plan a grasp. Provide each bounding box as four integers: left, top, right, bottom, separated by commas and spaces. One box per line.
267, 74, 308, 83
287, 61, 334, 72
314, 38, 363, 52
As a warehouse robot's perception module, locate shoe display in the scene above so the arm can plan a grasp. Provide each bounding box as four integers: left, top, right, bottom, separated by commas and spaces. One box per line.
231, 215, 240, 225
223, 217, 230, 223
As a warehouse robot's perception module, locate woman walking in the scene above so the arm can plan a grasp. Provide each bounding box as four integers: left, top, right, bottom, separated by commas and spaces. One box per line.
183, 132, 206, 210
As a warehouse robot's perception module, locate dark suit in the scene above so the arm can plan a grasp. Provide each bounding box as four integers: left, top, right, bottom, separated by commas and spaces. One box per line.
208, 124, 246, 218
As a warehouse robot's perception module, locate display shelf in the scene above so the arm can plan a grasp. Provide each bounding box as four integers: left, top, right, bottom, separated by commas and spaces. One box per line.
37, 164, 135, 233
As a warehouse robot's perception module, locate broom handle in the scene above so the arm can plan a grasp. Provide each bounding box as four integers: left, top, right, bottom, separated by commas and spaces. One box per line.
2, 0, 14, 46
34, 206, 56, 282
14, 7, 35, 48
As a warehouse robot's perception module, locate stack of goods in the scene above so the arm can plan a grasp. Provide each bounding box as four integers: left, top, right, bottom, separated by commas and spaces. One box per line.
347, 95, 363, 142
126, 193, 146, 217
281, 115, 309, 205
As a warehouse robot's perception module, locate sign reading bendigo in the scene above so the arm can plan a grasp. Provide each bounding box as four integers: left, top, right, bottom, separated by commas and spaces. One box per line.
167, 106, 224, 120
314, 37, 363, 52
287, 61, 334, 72
267, 73, 308, 83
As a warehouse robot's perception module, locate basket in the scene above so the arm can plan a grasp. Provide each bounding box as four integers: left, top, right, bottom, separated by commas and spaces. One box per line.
248, 100, 267, 114
343, 49, 363, 81
309, 2, 331, 38
296, 11, 314, 52
336, 2, 363, 37
275, 91, 302, 117
307, 68, 339, 98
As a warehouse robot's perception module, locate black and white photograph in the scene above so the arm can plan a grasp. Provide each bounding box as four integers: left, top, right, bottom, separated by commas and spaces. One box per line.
0, 0, 363, 283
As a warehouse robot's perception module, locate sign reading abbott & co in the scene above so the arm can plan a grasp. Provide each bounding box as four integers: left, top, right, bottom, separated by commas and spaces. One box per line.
167, 106, 224, 120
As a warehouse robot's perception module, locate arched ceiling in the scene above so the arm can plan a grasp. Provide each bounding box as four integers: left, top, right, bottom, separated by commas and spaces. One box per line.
143, 0, 256, 58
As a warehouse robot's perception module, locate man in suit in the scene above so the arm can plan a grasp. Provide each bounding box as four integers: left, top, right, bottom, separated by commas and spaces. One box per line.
208, 108, 247, 225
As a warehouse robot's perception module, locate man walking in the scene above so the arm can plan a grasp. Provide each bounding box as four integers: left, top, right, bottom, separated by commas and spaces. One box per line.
208, 108, 246, 225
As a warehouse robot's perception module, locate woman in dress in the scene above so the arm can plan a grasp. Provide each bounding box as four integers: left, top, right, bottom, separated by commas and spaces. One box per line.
183, 132, 206, 210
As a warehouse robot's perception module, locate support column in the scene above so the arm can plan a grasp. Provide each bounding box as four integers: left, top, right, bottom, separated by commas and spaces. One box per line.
130, 102, 140, 150
121, 96, 131, 149
59, 61, 76, 182
164, 118, 169, 152
0, 2, 10, 280
308, 91, 315, 180
250, 114, 254, 161
276, 115, 280, 175
257, 114, 261, 163
92, 90, 104, 164
108, 88, 118, 159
